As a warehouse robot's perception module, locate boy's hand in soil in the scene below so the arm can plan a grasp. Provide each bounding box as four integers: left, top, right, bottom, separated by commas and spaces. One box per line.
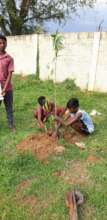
55, 115, 62, 122
55, 115, 65, 125
52, 131, 59, 139
38, 123, 45, 129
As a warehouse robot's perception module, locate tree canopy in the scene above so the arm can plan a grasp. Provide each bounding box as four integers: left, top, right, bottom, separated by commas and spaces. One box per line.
0, 0, 96, 35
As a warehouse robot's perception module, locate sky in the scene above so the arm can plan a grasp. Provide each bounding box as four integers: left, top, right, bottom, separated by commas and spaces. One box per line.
45, 0, 107, 32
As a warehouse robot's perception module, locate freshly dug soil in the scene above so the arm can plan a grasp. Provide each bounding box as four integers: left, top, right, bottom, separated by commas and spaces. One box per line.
16, 130, 84, 161
17, 133, 60, 161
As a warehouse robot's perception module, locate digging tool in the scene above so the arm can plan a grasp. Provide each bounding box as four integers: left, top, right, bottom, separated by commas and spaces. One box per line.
65, 190, 84, 220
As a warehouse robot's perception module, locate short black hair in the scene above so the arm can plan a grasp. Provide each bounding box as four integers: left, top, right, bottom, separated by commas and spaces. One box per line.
66, 98, 79, 109
37, 96, 46, 106
0, 34, 7, 42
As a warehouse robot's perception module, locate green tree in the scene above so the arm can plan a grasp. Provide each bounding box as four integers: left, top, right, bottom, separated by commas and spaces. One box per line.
0, 0, 95, 35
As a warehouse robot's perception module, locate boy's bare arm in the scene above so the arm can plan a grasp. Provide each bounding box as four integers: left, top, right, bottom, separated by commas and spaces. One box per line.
54, 111, 82, 128
54, 113, 70, 126
37, 108, 44, 128
65, 112, 82, 126
2, 71, 12, 95
63, 109, 70, 120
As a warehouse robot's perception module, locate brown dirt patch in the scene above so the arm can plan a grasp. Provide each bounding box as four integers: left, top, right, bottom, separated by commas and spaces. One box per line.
14, 194, 38, 208
54, 145, 65, 154
63, 130, 85, 145
54, 160, 90, 185
16, 179, 33, 193
16, 133, 63, 161
16, 131, 85, 162
20, 195, 38, 207
14, 193, 54, 218
87, 155, 103, 164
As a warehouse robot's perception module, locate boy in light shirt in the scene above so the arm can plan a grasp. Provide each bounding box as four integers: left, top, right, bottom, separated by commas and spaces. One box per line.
54, 98, 94, 137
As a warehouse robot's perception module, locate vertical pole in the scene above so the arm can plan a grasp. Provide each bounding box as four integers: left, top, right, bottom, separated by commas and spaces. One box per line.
36, 34, 40, 80
88, 32, 101, 91
54, 57, 57, 116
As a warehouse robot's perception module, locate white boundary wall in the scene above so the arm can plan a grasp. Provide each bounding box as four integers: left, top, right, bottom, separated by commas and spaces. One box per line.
7, 32, 107, 92
39, 33, 93, 90
7, 34, 37, 75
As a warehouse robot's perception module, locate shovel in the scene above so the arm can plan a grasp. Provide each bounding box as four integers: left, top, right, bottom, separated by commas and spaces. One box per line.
65, 190, 84, 220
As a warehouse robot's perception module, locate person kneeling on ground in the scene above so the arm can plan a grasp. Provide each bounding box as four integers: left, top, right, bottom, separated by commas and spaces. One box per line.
34, 96, 50, 129
54, 98, 94, 136
34, 96, 65, 130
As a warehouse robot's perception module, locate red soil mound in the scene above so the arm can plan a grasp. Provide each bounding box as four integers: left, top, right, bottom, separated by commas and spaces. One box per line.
17, 133, 60, 161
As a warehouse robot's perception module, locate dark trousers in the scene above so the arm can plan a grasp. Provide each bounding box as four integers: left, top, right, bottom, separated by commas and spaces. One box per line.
0, 90, 14, 128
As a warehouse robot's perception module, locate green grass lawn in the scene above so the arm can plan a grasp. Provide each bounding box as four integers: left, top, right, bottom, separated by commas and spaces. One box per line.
0, 75, 107, 220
